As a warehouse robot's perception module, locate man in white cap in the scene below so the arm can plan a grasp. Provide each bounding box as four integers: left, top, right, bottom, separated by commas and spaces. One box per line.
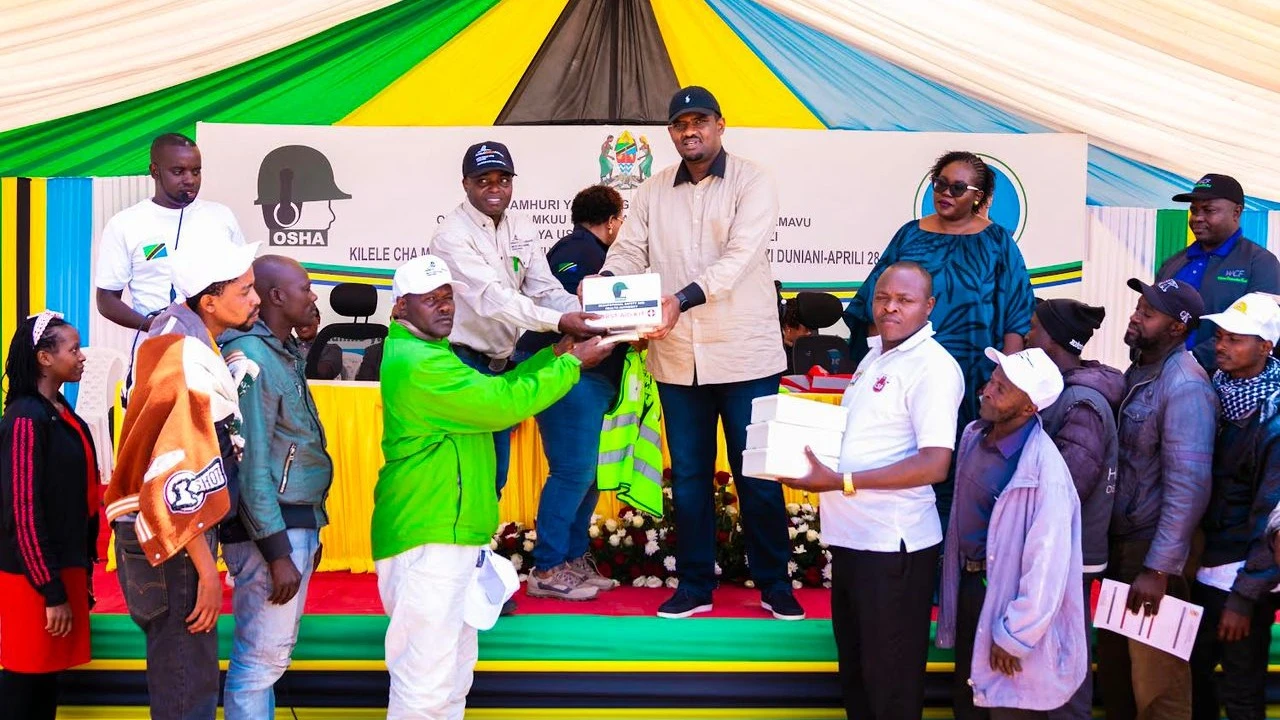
937, 348, 1086, 720
104, 236, 261, 720
372, 255, 612, 720
1190, 293, 1280, 720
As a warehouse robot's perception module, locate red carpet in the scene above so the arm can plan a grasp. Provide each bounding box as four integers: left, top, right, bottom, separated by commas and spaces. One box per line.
90, 564, 834, 618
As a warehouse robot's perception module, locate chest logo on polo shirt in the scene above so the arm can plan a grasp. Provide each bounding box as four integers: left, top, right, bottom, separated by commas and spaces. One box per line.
1218, 268, 1248, 283
255, 145, 352, 249
163, 457, 229, 515
873, 375, 889, 392
142, 243, 169, 261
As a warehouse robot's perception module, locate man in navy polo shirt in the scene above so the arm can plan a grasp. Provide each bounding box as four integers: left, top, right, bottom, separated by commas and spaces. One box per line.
1157, 173, 1280, 371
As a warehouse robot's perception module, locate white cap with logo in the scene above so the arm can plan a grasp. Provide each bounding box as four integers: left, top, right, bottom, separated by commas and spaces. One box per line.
170, 231, 261, 299
392, 254, 469, 301
984, 346, 1065, 411
462, 550, 519, 631
1201, 292, 1280, 345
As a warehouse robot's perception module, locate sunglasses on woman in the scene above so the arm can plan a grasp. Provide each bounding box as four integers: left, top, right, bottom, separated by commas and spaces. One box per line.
931, 177, 981, 197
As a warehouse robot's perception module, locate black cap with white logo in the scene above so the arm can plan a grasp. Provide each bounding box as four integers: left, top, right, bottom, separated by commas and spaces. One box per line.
462, 141, 517, 178
668, 86, 721, 123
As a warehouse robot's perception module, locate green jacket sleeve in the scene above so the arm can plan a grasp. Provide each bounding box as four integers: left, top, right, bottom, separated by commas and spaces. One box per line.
415, 346, 580, 434
223, 338, 291, 562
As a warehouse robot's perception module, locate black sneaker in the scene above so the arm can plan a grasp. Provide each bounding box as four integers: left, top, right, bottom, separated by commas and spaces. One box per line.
656, 589, 713, 619
760, 587, 805, 620
500, 597, 518, 616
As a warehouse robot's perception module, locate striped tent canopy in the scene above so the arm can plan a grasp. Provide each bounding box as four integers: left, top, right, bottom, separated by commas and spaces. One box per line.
2, 0, 1279, 208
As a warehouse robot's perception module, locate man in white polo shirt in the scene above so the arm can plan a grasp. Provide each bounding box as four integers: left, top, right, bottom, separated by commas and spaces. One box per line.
96, 133, 245, 332
782, 261, 963, 720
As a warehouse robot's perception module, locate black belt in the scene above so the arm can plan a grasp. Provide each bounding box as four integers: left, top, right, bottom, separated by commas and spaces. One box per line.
963, 558, 986, 573
452, 344, 513, 373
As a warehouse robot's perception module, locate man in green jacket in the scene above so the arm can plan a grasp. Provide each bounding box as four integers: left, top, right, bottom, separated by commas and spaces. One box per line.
373, 254, 612, 720
219, 255, 333, 720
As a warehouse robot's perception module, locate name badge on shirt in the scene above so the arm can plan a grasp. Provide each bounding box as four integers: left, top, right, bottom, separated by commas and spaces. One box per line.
509, 233, 535, 256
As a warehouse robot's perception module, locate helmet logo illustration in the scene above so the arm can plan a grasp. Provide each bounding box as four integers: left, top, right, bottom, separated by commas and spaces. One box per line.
255, 145, 352, 247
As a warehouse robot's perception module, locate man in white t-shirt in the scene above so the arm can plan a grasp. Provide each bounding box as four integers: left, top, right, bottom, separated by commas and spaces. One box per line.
96, 133, 245, 332
782, 261, 963, 720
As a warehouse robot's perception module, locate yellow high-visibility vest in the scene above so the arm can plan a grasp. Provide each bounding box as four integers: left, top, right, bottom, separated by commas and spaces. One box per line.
597, 348, 664, 517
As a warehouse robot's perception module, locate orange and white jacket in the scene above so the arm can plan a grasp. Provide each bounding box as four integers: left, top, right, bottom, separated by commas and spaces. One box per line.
105, 305, 256, 566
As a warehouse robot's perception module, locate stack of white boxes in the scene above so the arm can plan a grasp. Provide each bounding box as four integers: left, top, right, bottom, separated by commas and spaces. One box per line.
742, 394, 848, 481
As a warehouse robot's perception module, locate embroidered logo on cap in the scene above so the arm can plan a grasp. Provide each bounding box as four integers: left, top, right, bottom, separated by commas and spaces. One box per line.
1157, 279, 1180, 291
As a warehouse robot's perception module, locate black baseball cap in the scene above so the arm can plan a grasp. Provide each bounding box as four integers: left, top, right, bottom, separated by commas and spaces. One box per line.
668, 86, 721, 123
462, 141, 516, 178
1127, 277, 1204, 327
1171, 173, 1244, 204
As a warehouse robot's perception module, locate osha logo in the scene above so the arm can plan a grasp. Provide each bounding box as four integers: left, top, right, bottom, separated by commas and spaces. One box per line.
914, 154, 1027, 241
255, 145, 352, 247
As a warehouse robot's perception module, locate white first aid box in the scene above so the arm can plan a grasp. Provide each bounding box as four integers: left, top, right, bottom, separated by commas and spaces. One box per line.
742, 447, 839, 481
582, 273, 663, 331
750, 393, 848, 430
746, 421, 843, 458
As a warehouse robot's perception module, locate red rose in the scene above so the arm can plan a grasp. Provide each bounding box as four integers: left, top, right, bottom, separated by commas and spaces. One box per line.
805, 567, 821, 585
716, 530, 730, 543
714, 471, 732, 486
630, 529, 646, 544
644, 562, 662, 576
662, 468, 673, 480
502, 536, 518, 550
629, 565, 643, 579
666, 531, 677, 544
592, 538, 605, 550
614, 553, 627, 565
596, 562, 613, 578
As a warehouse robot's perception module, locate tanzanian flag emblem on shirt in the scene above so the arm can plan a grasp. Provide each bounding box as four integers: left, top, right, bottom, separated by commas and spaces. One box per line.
143, 243, 168, 260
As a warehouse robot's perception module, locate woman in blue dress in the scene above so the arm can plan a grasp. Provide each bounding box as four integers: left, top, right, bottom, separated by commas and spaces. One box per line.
843, 151, 1035, 513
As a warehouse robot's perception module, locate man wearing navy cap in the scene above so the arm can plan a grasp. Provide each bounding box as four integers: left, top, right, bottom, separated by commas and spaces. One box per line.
430, 142, 601, 508
1157, 174, 1280, 371
600, 86, 800, 620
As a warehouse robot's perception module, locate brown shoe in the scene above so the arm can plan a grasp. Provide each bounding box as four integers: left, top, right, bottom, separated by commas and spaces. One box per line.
567, 555, 616, 591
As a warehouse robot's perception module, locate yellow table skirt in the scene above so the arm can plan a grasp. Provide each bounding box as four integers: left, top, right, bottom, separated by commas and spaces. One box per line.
109, 383, 839, 573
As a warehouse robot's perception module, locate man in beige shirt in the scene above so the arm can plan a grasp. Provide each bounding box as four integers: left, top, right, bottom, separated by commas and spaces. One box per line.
430, 141, 598, 499
601, 86, 799, 620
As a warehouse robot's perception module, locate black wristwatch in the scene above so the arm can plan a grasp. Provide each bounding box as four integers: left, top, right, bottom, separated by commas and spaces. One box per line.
674, 291, 692, 313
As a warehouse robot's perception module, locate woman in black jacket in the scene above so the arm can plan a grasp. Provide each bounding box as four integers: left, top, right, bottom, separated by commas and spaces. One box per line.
0, 311, 99, 720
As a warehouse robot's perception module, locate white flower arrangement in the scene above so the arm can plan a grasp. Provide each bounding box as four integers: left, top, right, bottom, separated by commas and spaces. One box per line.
605, 518, 618, 532
588, 525, 600, 538
664, 556, 677, 572
632, 514, 645, 528
805, 529, 819, 542
522, 540, 534, 553
644, 540, 660, 556
609, 535, 621, 547
644, 576, 663, 589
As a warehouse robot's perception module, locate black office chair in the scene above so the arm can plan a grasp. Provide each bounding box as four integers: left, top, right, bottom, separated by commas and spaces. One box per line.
307, 283, 388, 380
792, 335, 855, 374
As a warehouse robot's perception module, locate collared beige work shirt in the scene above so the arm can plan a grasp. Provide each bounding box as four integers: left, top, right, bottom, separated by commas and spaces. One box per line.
602, 151, 786, 385
430, 202, 580, 359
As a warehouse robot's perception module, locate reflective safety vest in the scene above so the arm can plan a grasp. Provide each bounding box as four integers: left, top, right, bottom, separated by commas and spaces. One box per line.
597, 348, 665, 517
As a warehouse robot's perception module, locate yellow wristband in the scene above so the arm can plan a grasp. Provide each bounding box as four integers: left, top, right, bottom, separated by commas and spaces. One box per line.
842, 472, 856, 496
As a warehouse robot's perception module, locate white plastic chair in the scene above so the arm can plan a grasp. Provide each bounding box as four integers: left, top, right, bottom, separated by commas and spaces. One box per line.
75, 347, 128, 484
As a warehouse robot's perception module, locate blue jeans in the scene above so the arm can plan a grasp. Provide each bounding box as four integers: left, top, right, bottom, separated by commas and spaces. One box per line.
657, 374, 789, 597
532, 372, 617, 570
222, 528, 320, 720
456, 351, 515, 495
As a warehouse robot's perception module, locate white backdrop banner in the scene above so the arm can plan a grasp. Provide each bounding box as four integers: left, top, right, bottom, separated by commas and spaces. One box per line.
197, 123, 1086, 301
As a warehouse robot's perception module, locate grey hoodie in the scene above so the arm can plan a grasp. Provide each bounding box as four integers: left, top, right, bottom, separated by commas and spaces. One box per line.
1039, 361, 1126, 571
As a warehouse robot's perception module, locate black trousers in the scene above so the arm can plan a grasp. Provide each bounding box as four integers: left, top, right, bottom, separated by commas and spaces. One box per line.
953, 569, 1051, 720
1190, 582, 1276, 720
0, 670, 59, 720
830, 542, 939, 720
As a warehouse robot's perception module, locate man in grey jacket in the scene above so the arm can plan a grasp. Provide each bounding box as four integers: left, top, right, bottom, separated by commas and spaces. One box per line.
1026, 298, 1124, 720
938, 347, 1085, 719
1157, 173, 1280, 372
1097, 278, 1219, 720
218, 255, 334, 720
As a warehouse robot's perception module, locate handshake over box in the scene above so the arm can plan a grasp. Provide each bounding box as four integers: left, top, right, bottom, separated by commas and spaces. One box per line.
582, 274, 663, 338
742, 394, 847, 481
